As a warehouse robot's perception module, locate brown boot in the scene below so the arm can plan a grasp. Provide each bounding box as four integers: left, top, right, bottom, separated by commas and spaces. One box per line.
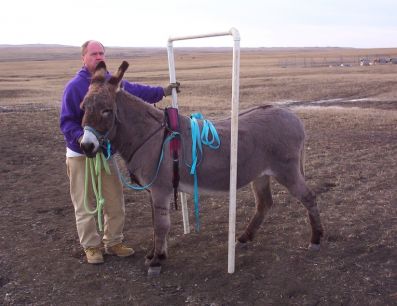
84, 247, 104, 264
105, 243, 135, 257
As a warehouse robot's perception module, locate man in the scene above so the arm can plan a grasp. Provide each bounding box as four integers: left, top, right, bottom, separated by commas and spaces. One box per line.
60, 40, 179, 264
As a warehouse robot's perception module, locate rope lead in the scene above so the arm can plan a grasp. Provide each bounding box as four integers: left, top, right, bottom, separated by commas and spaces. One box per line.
83, 152, 111, 231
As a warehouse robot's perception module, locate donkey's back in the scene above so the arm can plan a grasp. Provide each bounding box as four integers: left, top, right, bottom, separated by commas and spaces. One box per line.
181, 105, 306, 192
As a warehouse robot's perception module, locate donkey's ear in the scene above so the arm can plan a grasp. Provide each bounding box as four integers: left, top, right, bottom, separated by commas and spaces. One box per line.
92, 61, 107, 83
108, 61, 129, 88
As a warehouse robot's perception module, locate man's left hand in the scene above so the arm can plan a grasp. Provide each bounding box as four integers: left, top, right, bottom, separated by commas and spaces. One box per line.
163, 82, 181, 97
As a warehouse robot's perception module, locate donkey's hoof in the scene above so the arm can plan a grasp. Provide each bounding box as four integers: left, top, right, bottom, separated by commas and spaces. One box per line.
308, 243, 321, 251
236, 240, 249, 249
148, 265, 162, 276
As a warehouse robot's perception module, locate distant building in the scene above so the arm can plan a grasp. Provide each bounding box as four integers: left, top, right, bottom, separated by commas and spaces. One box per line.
360, 57, 371, 66
373, 57, 389, 64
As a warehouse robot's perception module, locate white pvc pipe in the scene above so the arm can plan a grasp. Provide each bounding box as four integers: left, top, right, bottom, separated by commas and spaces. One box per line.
228, 28, 240, 274
167, 28, 240, 274
168, 30, 235, 42
167, 40, 190, 234
167, 43, 179, 109
180, 192, 189, 234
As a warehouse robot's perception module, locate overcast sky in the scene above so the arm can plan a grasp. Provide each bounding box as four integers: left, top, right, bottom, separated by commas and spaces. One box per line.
1, 0, 396, 48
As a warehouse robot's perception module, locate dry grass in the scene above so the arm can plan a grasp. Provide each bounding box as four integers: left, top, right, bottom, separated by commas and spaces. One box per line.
1, 46, 397, 110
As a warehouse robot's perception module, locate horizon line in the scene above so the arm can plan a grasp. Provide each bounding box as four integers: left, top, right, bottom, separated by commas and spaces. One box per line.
1, 43, 397, 50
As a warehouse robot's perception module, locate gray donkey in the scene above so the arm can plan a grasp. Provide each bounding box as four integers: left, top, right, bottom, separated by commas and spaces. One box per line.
80, 61, 323, 275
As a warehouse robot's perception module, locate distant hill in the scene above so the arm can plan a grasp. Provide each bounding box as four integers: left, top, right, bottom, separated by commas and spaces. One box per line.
0, 44, 167, 62
0, 44, 396, 62
0, 44, 244, 61
0, 44, 75, 48
0, 44, 80, 61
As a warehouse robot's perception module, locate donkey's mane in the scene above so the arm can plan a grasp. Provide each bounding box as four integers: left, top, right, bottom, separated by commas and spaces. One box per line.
117, 88, 164, 123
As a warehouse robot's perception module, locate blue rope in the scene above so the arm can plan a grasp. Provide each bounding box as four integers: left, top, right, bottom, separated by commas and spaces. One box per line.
103, 140, 111, 160
117, 132, 180, 191
113, 114, 220, 233
187, 113, 220, 231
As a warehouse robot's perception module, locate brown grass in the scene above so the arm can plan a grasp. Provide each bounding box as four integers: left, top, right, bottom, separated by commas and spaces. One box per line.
1, 46, 397, 109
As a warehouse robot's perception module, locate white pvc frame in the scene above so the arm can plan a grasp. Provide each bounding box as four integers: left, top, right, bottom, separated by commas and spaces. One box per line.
167, 27, 240, 273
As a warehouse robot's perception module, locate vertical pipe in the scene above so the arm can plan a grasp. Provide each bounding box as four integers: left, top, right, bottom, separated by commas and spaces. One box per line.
180, 192, 190, 234
167, 41, 179, 108
167, 40, 190, 234
228, 28, 240, 274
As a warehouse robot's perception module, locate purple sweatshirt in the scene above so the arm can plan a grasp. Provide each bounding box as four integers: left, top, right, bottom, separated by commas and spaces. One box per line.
60, 67, 165, 154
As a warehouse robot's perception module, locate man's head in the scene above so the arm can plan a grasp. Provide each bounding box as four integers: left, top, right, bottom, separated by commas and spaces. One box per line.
81, 40, 105, 74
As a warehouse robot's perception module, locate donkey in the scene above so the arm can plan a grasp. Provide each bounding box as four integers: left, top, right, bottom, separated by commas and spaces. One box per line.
80, 61, 323, 275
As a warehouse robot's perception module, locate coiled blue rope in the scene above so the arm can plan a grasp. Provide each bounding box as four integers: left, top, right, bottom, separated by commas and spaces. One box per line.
188, 113, 220, 231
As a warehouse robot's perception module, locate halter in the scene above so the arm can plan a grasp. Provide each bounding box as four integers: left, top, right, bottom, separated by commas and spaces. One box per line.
83, 105, 118, 159
84, 126, 112, 159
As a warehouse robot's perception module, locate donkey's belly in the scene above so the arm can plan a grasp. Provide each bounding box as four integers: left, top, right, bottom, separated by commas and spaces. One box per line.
178, 167, 273, 195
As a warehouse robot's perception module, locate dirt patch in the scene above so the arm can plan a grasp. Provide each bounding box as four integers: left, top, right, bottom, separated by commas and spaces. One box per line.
0, 103, 396, 305
0, 47, 396, 305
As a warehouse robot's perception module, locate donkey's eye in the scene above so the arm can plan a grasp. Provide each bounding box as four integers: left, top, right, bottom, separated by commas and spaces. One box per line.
101, 109, 113, 117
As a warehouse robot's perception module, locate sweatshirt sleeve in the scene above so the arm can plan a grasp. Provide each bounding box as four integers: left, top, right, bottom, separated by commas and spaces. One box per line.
59, 82, 85, 151
122, 81, 165, 104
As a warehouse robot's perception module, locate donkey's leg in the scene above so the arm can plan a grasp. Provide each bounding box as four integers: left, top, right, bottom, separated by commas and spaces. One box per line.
145, 199, 155, 262
275, 169, 324, 250
146, 191, 172, 276
238, 175, 273, 244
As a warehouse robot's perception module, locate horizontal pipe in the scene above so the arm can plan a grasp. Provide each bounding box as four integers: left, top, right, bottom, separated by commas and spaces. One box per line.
168, 27, 240, 43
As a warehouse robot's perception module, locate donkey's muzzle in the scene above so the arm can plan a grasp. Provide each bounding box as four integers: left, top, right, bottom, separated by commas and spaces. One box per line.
80, 127, 101, 157
80, 142, 97, 158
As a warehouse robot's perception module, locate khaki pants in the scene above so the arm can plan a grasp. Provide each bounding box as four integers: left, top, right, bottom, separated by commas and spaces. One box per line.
66, 156, 125, 249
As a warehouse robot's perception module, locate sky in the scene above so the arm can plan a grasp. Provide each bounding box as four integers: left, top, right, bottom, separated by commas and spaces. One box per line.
1, 0, 397, 48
